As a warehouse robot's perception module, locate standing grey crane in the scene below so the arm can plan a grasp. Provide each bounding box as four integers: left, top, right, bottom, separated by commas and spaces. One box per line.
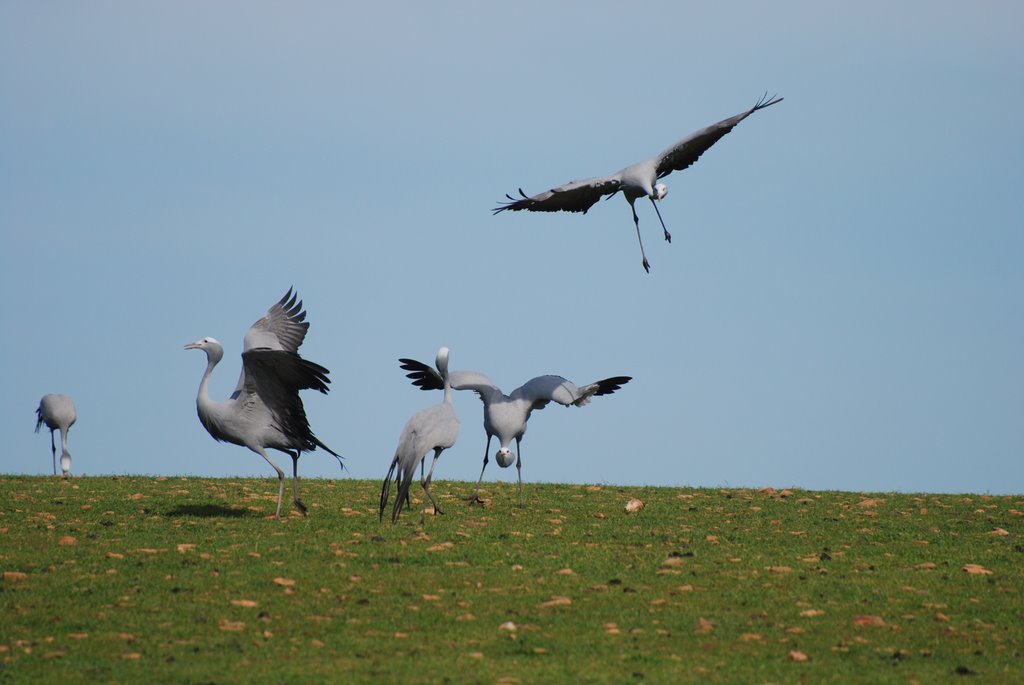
494, 93, 783, 272
399, 358, 631, 507
185, 289, 342, 519
380, 347, 460, 524
35, 394, 77, 477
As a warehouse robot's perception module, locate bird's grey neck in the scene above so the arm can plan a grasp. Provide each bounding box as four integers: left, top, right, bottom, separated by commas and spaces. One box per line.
195, 356, 224, 427
197, 357, 218, 399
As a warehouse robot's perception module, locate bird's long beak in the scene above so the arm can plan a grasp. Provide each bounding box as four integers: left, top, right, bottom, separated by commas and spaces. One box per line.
184, 341, 201, 350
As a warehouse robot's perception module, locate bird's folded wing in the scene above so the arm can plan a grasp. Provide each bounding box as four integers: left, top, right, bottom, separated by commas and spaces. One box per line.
493, 176, 621, 214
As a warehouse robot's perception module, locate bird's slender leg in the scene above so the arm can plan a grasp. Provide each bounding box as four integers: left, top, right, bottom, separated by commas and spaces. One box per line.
629, 199, 651, 273
649, 196, 671, 243
50, 430, 57, 476
514, 437, 524, 509
407, 457, 425, 510
59, 430, 70, 477
252, 447, 286, 519
289, 451, 308, 516
466, 435, 493, 505
421, 448, 445, 519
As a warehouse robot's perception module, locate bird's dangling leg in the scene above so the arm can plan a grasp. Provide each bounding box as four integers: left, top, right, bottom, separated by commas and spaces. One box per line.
514, 438, 524, 509
50, 431, 57, 476
630, 199, 651, 273
466, 435, 492, 505
649, 196, 671, 244
290, 451, 308, 516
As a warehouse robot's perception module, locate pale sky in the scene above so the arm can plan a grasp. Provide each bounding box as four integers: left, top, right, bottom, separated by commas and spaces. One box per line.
2, 2, 1022, 494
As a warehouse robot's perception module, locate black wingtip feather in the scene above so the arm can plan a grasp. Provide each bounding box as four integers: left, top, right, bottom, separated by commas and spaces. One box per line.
398, 358, 444, 391
594, 376, 633, 396
379, 457, 398, 522
753, 91, 783, 111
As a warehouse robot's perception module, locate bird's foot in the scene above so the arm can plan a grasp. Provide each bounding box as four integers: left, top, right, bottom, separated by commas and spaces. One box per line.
293, 498, 309, 516
432, 504, 445, 516
642, 258, 651, 273
663, 230, 672, 244
464, 492, 486, 505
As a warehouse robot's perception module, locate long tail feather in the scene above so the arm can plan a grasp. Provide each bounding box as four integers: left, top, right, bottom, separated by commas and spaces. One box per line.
379, 457, 399, 521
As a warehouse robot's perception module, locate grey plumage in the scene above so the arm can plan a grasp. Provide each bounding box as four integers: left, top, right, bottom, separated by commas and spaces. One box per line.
380, 347, 460, 523
399, 357, 630, 507
185, 289, 341, 519
494, 93, 783, 272
35, 394, 77, 476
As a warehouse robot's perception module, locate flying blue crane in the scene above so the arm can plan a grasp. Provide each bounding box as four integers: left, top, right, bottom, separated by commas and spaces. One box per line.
494, 93, 783, 272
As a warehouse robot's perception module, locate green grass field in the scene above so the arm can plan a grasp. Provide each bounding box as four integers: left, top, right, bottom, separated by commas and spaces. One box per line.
1, 475, 1021, 683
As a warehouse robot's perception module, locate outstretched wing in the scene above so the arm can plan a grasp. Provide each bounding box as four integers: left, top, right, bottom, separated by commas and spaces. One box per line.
243, 288, 310, 354
513, 374, 632, 411
654, 93, 783, 179
575, 376, 632, 405
399, 357, 444, 391
399, 358, 501, 404
493, 175, 622, 215
233, 289, 311, 398
511, 375, 578, 411
241, 349, 331, 453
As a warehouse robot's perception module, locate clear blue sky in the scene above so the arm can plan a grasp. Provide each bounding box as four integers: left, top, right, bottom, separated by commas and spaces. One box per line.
2, 2, 1021, 494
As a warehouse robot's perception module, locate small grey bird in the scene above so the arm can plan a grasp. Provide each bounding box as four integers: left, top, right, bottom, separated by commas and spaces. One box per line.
380, 347, 460, 523
185, 289, 341, 518
35, 394, 77, 476
399, 358, 630, 507
494, 93, 783, 272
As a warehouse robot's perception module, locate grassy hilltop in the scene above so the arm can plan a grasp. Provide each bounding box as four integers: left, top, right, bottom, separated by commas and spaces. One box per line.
1, 476, 1022, 683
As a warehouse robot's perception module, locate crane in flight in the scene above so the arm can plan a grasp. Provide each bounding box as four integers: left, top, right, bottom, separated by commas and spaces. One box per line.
380, 347, 460, 523
494, 93, 783, 272
35, 394, 77, 476
185, 289, 341, 519
399, 357, 630, 507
